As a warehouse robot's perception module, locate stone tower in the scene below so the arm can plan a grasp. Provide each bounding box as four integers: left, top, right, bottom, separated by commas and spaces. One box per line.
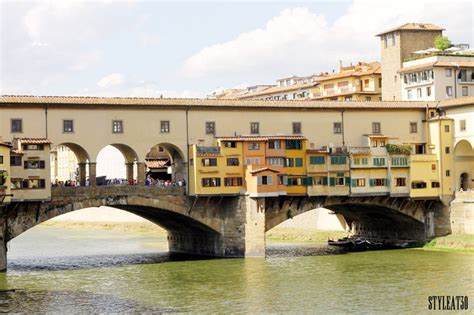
377, 23, 444, 101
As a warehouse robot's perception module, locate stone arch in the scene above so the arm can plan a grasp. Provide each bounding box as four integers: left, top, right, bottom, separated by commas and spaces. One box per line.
51, 142, 91, 185
109, 143, 140, 164
454, 139, 474, 190
145, 142, 187, 182
95, 144, 143, 185
54, 142, 90, 163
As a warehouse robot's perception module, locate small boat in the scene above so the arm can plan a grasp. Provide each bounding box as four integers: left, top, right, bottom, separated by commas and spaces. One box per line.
327, 238, 354, 248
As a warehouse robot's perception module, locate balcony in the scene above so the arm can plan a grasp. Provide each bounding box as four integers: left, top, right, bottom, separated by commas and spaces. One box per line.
196, 146, 221, 155
348, 146, 371, 155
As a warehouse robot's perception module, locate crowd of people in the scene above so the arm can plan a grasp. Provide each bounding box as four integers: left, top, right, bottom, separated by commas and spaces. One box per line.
52, 177, 185, 187
145, 177, 186, 187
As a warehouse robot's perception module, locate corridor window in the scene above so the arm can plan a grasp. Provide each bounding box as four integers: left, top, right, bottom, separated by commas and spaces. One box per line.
410, 122, 418, 133
372, 122, 381, 134
11, 119, 22, 133
201, 158, 217, 167
205, 122, 215, 135
112, 120, 123, 133
202, 177, 221, 187
333, 122, 342, 134
396, 178, 406, 187
63, 120, 74, 133
160, 121, 170, 133
268, 140, 281, 149
226, 158, 239, 166
250, 122, 259, 135
292, 122, 302, 134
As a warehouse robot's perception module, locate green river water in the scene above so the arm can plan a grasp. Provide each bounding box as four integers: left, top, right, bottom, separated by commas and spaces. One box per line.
0, 226, 472, 313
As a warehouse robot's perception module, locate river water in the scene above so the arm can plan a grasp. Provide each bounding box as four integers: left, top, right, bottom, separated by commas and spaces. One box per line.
1, 226, 472, 313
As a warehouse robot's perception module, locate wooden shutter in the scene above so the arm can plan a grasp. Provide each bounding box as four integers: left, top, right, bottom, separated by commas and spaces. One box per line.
22, 180, 28, 189
322, 176, 328, 186
24, 161, 28, 169
39, 179, 45, 188
351, 179, 357, 187
39, 160, 45, 169
345, 177, 351, 186
369, 179, 374, 187
329, 177, 335, 187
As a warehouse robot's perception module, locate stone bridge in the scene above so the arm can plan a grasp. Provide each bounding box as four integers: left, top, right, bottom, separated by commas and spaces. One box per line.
0, 186, 450, 271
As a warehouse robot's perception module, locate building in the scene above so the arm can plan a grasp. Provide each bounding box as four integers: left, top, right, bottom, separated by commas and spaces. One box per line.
51, 145, 78, 182
377, 23, 446, 101
311, 62, 382, 101
0, 140, 12, 204
400, 55, 474, 101
9, 138, 52, 202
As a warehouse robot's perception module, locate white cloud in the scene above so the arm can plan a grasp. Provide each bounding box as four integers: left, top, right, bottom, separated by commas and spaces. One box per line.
97, 73, 126, 88
180, 0, 473, 82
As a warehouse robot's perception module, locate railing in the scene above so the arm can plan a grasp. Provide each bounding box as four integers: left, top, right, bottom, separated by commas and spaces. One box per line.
348, 146, 371, 154
196, 146, 220, 154
51, 185, 186, 198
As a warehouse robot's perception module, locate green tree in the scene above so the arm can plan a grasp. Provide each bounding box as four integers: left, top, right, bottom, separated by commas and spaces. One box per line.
434, 35, 451, 50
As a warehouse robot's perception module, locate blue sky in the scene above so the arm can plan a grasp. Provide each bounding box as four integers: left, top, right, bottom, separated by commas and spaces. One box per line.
1, 0, 472, 98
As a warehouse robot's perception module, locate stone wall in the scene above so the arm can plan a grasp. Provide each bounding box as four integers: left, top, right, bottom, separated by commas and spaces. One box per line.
450, 197, 474, 234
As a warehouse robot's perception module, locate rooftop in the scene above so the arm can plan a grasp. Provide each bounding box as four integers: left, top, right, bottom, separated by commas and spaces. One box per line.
218, 135, 307, 142
317, 62, 381, 82
15, 137, 52, 145
0, 95, 436, 110
376, 23, 444, 36
439, 96, 474, 109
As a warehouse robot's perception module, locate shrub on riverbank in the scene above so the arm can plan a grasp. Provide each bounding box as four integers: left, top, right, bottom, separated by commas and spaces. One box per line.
266, 227, 348, 243
423, 234, 474, 253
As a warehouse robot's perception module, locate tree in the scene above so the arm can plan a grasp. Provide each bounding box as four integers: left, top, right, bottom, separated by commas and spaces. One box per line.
434, 35, 452, 50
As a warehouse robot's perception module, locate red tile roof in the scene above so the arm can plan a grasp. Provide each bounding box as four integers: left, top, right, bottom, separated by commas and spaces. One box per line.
16, 138, 52, 144
218, 135, 306, 142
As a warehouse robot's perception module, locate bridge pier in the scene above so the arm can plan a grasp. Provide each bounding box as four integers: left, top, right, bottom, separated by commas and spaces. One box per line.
0, 218, 6, 272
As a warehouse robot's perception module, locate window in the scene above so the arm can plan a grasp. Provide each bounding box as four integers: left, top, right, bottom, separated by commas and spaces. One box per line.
63, 120, 74, 133
361, 158, 368, 165
286, 140, 302, 150
431, 181, 440, 188
407, 89, 412, 100
205, 122, 215, 135
445, 146, 450, 154
112, 120, 123, 133
412, 181, 427, 189
333, 122, 342, 134
462, 86, 468, 96
257, 175, 273, 185
396, 178, 406, 187
224, 177, 242, 186
446, 86, 453, 97
10, 179, 22, 189
223, 141, 236, 148
26, 179, 46, 189
22, 144, 44, 151
292, 122, 302, 134
379, 78, 382, 88
10, 156, 22, 166
254, 158, 261, 165
160, 120, 170, 133
0, 156, 3, 164
11, 119, 22, 133
313, 176, 324, 186
248, 142, 260, 150
295, 158, 303, 167
392, 157, 408, 166
268, 140, 281, 149
380, 140, 385, 147
372, 140, 378, 147
287, 177, 303, 186
24, 160, 46, 169
286, 158, 294, 167
373, 157, 385, 166
365, 96, 372, 101
355, 178, 366, 187
245, 158, 251, 166
445, 69, 452, 77
201, 158, 217, 167
384, 34, 388, 48
202, 177, 221, 187
427, 86, 432, 96
335, 176, 345, 186
444, 125, 450, 132
410, 122, 418, 133
373, 178, 386, 187
250, 122, 259, 135
353, 158, 360, 165
226, 158, 239, 166
460, 120, 466, 132
414, 89, 421, 98
459, 70, 467, 81
372, 122, 381, 134
330, 156, 346, 165
268, 157, 285, 166
446, 170, 451, 177
309, 156, 325, 165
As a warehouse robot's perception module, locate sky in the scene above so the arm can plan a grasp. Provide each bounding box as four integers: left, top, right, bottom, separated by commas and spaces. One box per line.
1, 0, 473, 98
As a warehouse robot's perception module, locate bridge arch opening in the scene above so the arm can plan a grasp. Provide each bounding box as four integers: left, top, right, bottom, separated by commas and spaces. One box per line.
96, 144, 142, 185
454, 140, 474, 191
145, 143, 186, 185
51, 142, 91, 186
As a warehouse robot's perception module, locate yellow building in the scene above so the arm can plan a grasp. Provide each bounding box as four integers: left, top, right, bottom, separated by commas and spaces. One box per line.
0, 141, 12, 204
312, 62, 382, 101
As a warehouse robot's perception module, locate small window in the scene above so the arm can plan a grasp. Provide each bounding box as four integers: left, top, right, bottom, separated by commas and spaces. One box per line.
335, 176, 345, 186
223, 141, 236, 148
224, 177, 242, 186
10, 156, 22, 166
355, 178, 366, 187
295, 158, 303, 167
407, 90, 412, 100
431, 182, 440, 188
460, 120, 466, 132
205, 122, 215, 135
446, 86, 453, 97
333, 122, 342, 134
378, 78, 382, 88
373, 158, 385, 166
365, 96, 372, 101
432, 164, 436, 171
445, 69, 452, 77
462, 86, 468, 96
226, 158, 239, 166
292, 122, 302, 134
202, 177, 221, 187
24, 160, 46, 169
446, 170, 451, 177
417, 88, 422, 98
201, 158, 217, 167
250, 122, 259, 135
372, 140, 378, 147
160, 120, 170, 133
0, 156, 3, 165
112, 120, 123, 133
396, 178, 406, 187
248, 143, 260, 150
63, 120, 74, 133
373, 178, 386, 187
444, 125, 450, 133
410, 122, 418, 133
372, 122, 381, 134
412, 181, 427, 189
427, 86, 432, 97
392, 32, 396, 45
380, 140, 385, 147
257, 175, 273, 186
445, 146, 450, 154
11, 119, 22, 133
268, 140, 281, 149
330, 156, 346, 165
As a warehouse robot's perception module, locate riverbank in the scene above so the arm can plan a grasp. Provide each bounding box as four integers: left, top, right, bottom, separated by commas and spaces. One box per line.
41, 221, 167, 235
422, 234, 474, 254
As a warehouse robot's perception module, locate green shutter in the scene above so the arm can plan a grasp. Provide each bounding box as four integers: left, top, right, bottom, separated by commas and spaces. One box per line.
385, 178, 390, 187
345, 177, 351, 186
329, 177, 336, 187
322, 176, 328, 186
296, 158, 303, 167
351, 179, 357, 187
369, 179, 374, 187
